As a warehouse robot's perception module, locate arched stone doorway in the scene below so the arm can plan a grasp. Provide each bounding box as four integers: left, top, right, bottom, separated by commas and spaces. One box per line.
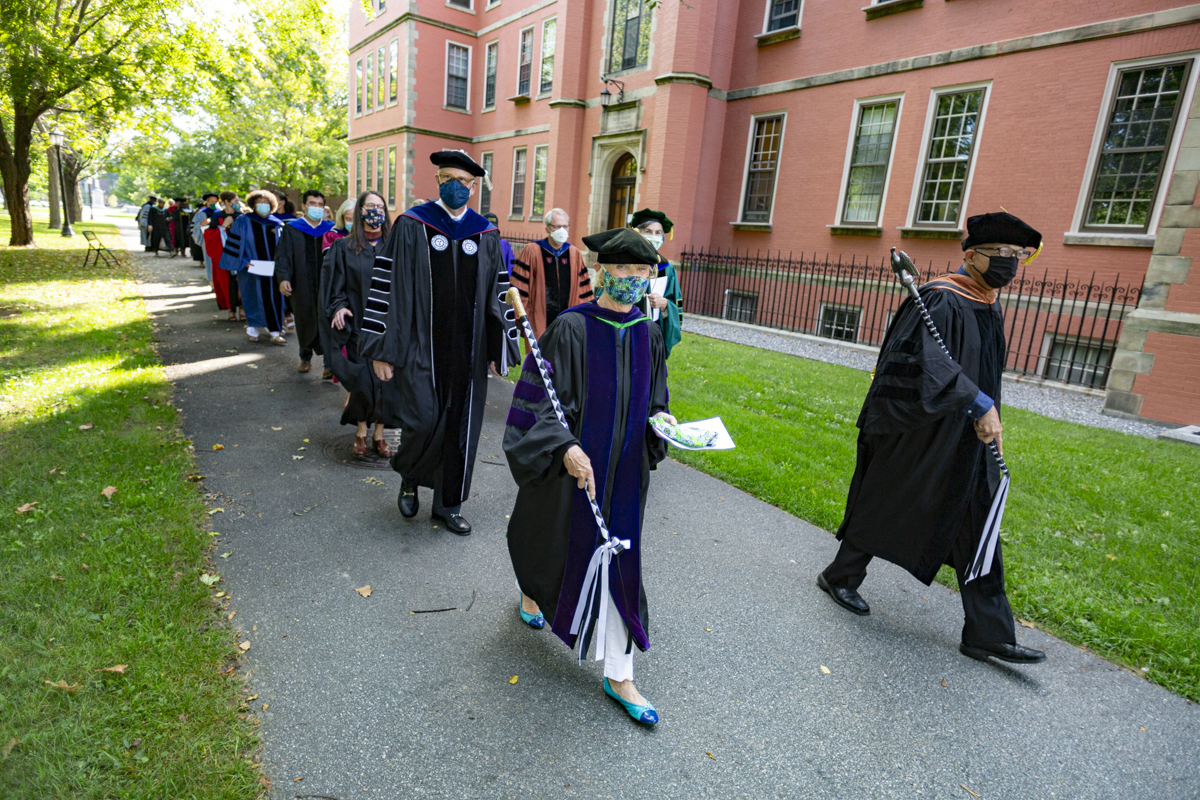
606, 153, 638, 229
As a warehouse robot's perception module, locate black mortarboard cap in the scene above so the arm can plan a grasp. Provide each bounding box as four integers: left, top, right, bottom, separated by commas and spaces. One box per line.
429, 149, 486, 177
629, 208, 673, 233
962, 211, 1041, 251
582, 227, 661, 265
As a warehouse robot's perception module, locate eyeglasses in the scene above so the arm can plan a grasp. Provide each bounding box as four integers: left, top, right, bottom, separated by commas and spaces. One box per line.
975, 246, 1035, 261
362, 202, 385, 210
436, 173, 474, 189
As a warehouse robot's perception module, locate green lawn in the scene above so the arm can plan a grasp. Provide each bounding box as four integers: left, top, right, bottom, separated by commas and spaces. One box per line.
667, 333, 1200, 701
0, 214, 261, 798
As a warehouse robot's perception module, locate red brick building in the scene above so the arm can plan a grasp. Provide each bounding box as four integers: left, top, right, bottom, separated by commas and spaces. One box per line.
346, 0, 1200, 426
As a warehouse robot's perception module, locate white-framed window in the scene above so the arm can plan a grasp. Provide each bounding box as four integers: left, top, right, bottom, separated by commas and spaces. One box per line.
835, 95, 903, 226
387, 145, 396, 209
530, 144, 549, 216
377, 0, 385, 14
445, 42, 471, 110
354, 59, 363, 116
762, 0, 801, 33
365, 52, 374, 113
355, 151, 363, 196
818, 302, 862, 343
907, 81, 991, 228
376, 46, 386, 109
723, 290, 757, 323
609, 0, 651, 73
738, 113, 786, 224
376, 149, 385, 195
447, 0, 471, 9
388, 39, 399, 105
511, 147, 527, 216
539, 17, 556, 95
517, 26, 534, 97
1039, 333, 1116, 390
1073, 54, 1198, 236
483, 40, 498, 109
366, 148, 374, 193
479, 151, 494, 215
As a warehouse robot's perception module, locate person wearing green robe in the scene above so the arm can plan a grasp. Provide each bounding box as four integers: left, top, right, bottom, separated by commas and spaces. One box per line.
629, 208, 682, 357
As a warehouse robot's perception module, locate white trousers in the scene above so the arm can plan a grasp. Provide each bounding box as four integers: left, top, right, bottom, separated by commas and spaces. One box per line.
600, 592, 634, 682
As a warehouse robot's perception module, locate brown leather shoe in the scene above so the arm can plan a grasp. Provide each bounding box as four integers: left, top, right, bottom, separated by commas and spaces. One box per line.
353, 435, 369, 456
373, 437, 392, 458
297, 360, 311, 373
322, 369, 333, 380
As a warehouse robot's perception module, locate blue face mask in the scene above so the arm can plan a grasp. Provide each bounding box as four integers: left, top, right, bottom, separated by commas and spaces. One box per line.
345, 220, 353, 232
306, 205, 325, 221
596, 270, 648, 305
255, 203, 271, 216
439, 179, 472, 210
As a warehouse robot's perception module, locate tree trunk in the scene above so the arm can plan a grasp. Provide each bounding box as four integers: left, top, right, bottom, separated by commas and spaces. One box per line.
0, 113, 36, 246
47, 146, 61, 229
62, 153, 83, 223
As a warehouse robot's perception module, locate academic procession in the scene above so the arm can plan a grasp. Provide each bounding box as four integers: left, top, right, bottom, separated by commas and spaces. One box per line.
3, 0, 1200, 796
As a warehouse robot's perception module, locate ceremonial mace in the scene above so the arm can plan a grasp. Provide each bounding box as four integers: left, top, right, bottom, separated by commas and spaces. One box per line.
504, 287, 628, 662
888, 248, 1010, 583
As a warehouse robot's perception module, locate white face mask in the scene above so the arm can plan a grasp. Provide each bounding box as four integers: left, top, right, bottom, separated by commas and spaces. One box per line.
644, 233, 664, 250
549, 226, 569, 245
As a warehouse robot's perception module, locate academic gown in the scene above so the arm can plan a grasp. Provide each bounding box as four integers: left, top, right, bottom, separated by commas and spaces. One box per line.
359, 201, 519, 508
637, 262, 683, 357
275, 218, 334, 356
148, 207, 171, 251
835, 275, 1005, 585
324, 235, 401, 424
503, 304, 670, 653
224, 213, 286, 332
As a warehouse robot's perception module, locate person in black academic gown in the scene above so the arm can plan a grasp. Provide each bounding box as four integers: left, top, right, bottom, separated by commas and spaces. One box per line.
277, 189, 334, 375
818, 212, 1047, 665
147, 198, 171, 254
361, 149, 518, 535
324, 190, 398, 458
505, 228, 674, 725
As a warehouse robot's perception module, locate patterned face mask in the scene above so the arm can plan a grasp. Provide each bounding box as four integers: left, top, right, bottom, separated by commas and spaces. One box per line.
597, 269, 648, 305
361, 207, 386, 228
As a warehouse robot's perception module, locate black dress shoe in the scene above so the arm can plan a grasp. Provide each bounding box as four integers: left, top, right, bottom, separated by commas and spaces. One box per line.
433, 513, 471, 535
960, 641, 1046, 663
397, 485, 419, 518
816, 572, 870, 616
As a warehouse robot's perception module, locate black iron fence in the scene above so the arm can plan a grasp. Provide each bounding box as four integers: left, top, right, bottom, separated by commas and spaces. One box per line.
500, 231, 539, 250
676, 248, 1143, 391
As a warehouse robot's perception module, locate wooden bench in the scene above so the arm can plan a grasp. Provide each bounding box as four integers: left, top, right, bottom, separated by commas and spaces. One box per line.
82, 230, 119, 268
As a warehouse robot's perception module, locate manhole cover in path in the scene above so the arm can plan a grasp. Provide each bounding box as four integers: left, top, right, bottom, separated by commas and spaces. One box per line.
322, 430, 401, 470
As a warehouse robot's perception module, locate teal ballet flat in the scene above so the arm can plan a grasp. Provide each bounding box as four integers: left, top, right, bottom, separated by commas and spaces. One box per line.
518, 591, 545, 629
604, 678, 658, 725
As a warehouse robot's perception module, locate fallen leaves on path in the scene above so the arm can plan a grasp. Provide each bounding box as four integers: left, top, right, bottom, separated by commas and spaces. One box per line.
509, 675, 518, 685
706, 751, 715, 760
207, 507, 224, 515
819, 665, 831, 675
238, 641, 251, 652
101, 486, 118, 499
97, 665, 127, 674
292, 455, 304, 460
44, 680, 81, 693
219, 552, 232, 559
212, 444, 224, 450
362, 477, 385, 485
78, 423, 94, 430
16, 502, 38, 513
355, 585, 373, 598
1018, 619, 1036, 629
271, 426, 282, 431
199, 573, 220, 586
942, 678, 947, 687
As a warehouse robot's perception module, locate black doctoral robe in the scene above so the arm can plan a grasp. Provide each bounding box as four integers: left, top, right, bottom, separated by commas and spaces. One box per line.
359, 201, 518, 507
147, 206, 171, 251
324, 235, 400, 425
836, 274, 1005, 585
275, 219, 334, 356
504, 304, 670, 653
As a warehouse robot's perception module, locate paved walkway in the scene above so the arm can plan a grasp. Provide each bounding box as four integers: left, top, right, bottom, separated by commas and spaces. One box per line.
119, 219, 1199, 799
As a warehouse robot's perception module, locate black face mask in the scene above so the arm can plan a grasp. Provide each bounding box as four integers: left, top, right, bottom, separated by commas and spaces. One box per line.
981, 254, 1018, 289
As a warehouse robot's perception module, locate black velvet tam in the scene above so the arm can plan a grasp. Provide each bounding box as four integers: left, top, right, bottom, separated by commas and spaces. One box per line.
629, 208, 673, 233
962, 212, 1041, 250
582, 227, 662, 265
429, 149, 486, 177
